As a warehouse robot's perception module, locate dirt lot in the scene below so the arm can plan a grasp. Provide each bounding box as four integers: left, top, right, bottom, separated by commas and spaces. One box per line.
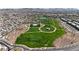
53, 32, 79, 48
6, 24, 29, 44
53, 19, 79, 48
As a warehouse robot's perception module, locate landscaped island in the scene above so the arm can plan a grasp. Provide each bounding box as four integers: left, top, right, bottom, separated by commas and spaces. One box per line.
15, 16, 65, 48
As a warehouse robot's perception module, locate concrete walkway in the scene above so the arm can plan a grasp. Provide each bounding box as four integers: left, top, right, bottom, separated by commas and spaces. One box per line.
39, 23, 57, 33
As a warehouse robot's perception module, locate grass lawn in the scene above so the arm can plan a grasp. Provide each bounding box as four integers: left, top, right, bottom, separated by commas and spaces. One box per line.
27, 27, 39, 32
15, 16, 65, 48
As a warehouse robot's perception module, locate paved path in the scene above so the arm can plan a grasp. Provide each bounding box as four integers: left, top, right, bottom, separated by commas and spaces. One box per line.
39, 23, 57, 33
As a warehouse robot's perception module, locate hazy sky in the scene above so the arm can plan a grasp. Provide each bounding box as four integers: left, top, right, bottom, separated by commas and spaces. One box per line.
0, 0, 79, 8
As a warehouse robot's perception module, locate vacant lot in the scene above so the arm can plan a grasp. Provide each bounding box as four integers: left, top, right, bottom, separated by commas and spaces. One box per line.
15, 16, 65, 48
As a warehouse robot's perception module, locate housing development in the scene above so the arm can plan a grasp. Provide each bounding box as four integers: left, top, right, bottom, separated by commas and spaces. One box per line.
0, 8, 79, 51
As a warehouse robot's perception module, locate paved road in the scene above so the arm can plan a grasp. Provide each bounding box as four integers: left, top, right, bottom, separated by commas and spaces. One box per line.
0, 40, 13, 51
14, 45, 30, 51
52, 45, 79, 51
0, 39, 29, 51
0, 39, 79, 51
60, 18, 79, 33
30, 45, 79, 51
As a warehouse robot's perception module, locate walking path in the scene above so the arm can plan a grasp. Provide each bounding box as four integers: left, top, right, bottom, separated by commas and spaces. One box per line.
39, 23, 57, 33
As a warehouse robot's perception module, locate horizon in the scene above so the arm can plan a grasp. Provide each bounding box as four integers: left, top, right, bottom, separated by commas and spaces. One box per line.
0, 8, 78, 9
